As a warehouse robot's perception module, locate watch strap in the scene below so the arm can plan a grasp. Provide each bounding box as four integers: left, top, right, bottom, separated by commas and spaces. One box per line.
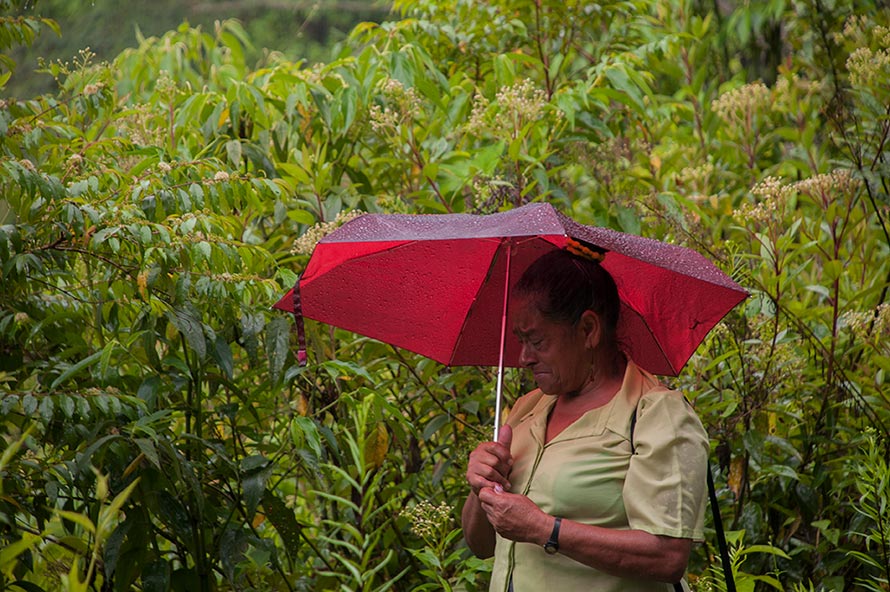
544, 517, 562, 554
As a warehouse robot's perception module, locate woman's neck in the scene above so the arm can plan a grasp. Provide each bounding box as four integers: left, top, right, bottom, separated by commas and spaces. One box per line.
559, 352, 626, 411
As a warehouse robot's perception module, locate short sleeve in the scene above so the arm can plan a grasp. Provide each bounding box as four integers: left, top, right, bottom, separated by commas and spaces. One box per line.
623, 390, 709, 540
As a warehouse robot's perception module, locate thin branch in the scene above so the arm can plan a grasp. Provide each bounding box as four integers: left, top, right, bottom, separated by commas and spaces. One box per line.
390, 348, 485, 436
38, 243, 135, 274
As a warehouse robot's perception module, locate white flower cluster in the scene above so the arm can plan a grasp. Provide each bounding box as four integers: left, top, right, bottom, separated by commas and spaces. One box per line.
794, 169, 861, 207
402, 500, 454, 542
466, 91, 489, 133
711, 81, 771, 127
369, 78, 422, 134
466, 79, 551, 137
847, 46, 890, 88
772, 74, 825, 113
836, 17, 890, 88
839, 14, 870, 42
496, 79, 547, 122
155, 71, 177, 97
203, 170, 231, 185
736, 176, 792, 226
677, 162, 716, 199
83, 83, 105, 96
291, 209, 363, 255
841, 304, 890, 346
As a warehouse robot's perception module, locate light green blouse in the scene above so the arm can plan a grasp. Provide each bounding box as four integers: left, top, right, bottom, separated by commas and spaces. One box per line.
488, 361, 709, 592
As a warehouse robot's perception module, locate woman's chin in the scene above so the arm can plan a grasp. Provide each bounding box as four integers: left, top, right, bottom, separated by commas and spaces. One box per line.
535, 380, 558, 396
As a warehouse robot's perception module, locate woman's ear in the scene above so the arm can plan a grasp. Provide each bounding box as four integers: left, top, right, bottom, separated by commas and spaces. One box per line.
579, 310, 602, 350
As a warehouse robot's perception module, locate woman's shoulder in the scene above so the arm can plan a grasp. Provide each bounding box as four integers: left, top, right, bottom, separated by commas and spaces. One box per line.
626, 361, 689, 409
505, 388, 548, 425
622, 361, 706, 432
635, 384, 708, 441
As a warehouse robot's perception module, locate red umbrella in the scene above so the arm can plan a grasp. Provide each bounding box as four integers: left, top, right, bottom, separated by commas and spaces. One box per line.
274, 202, 747, 436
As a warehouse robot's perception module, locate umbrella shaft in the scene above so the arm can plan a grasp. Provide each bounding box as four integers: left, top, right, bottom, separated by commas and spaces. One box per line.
493, 242, 511, 442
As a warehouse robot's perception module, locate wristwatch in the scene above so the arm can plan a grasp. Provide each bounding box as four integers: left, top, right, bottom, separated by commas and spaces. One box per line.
543, 517, 562, 554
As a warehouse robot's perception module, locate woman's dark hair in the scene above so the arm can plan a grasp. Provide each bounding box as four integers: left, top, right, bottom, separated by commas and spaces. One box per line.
514, 248, 620, 342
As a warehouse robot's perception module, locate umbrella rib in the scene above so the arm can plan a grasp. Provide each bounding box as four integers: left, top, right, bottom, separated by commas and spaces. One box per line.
445, 234, 565, 366
622, 304, 678, 375
448, 238, 509, 366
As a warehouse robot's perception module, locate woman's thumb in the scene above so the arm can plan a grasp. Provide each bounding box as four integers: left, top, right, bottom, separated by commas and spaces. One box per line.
497, 423, 512, 449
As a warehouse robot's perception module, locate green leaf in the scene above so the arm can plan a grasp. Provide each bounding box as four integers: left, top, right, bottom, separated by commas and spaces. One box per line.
58, 510, 96, 535
287, 207, 316, 225
242, 460, 272, 518
195, 241, 211, 262
167, 305, 206, 360
262, 490, 303, 552
0, 532, 43, 569
142, 560, 171, 592
422, 414, 449, 441
616, 205, 641, 235
50, 350, 103, 390
157, 491, 193, 548
738, 544, 792, 559
226, 140, 243, 168
219, 526, 249, 584
58, 395, 75, 418
135, 438, 161, 469
8, 580, 48, 592
22, 394, 37, 415
38, 395, 54, 421
291, 416, 323, 460
603, 65, 646, 112
211, 335, 234, 379
75, 434, 120, 475
469, 141, 505, 175
265, 316, 290, 381
320, 359, 374, 382
98, 478, 140, 537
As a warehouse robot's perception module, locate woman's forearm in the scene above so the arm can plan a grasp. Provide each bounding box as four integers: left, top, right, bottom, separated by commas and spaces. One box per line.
477, 484, 693, 582
460, 492, 497, 558
556, 519, 692, 583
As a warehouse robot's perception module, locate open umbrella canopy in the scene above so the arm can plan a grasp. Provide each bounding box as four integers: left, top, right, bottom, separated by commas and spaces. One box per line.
274, 202, 748, 377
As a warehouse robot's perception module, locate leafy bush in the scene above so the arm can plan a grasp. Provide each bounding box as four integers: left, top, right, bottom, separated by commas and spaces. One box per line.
1, 0, 888, 590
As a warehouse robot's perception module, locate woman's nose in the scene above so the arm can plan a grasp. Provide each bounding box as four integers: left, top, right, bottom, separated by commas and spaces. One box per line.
518, 343, 535, 367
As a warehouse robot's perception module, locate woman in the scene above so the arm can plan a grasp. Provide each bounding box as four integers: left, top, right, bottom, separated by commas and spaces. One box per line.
461, 245, 710, 591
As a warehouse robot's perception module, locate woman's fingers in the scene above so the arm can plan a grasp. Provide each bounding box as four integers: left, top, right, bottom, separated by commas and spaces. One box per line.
478, 487, 545, 544
467, 442, 513, 494
467, 464, 511, 495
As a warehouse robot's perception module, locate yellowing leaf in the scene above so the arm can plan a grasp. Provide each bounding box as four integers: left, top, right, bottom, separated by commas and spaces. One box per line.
363, 422, 390, 471
728, 456, 745, 499
218, 107, 230, 128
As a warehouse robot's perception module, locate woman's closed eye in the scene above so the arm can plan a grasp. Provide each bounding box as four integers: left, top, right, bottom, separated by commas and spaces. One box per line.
521, 336, 545, 351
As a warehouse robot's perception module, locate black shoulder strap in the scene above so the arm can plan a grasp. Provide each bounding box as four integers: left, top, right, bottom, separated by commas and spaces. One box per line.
630, 401, 736, 592
707, 462, 736, 592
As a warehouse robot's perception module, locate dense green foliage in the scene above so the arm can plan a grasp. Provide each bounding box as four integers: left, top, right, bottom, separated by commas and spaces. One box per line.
4, 0, 392, 97
1, 0, 889, 590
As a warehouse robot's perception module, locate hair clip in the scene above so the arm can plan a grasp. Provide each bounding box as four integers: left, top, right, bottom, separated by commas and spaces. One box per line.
565, 237, 605, 262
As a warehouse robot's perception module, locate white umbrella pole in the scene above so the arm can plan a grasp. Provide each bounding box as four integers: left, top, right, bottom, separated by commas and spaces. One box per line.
493, 243, 512, 442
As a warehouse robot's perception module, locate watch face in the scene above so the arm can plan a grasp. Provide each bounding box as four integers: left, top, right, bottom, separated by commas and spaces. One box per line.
544, 543, 558, 555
